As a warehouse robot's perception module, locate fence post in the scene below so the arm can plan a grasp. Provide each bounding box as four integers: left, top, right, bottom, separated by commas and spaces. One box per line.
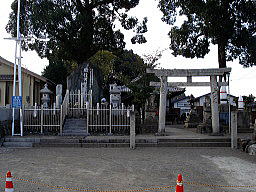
40, 105, 43, 134
53, 102, 56, 115
109, 105, 112, 135
121, 103, 124, 116
67, 89, 69, 116
86, 102, 89, 135
21, 105, 24, 136
231, 110, 238, 149
130, 105, 135, 149
60, 105, 63, 135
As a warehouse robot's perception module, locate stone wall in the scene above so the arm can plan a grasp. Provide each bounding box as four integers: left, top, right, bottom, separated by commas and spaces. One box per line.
0, 107, 19, 137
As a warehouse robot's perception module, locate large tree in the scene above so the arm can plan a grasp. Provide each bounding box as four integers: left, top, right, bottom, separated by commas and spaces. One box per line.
158, 0, 256, 68
88, 49, 157, 108
6, 0, 147, 65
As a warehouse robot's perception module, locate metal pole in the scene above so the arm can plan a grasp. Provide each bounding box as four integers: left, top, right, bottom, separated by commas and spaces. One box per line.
18, 41, 23, 136
12, 0, 21, 136
11, 42, 18, 136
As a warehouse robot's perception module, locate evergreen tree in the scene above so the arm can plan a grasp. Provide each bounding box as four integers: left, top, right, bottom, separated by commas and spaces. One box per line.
158, 0, 256, 68
6, 0, 147, 65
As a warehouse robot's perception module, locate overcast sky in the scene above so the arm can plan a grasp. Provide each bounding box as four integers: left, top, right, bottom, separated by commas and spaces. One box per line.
1, 0, 256, 97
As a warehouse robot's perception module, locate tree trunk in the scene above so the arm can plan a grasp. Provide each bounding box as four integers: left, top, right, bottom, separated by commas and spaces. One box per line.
218, 42, 226, 69
218, 41, 227, 82
217, 41, 227, 104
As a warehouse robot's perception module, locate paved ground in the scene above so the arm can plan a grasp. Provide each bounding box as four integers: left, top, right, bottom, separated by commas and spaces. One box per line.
0, 147, 255, 192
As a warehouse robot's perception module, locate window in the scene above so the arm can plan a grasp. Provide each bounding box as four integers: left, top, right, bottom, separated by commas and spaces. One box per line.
5, 82, 11, 105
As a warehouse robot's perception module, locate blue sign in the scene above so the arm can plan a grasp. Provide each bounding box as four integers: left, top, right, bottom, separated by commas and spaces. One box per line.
12, 96, 22, 108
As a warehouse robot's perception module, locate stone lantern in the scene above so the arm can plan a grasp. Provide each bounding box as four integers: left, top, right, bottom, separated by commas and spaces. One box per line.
109, 84, 121, 108
40, 84, 52, 108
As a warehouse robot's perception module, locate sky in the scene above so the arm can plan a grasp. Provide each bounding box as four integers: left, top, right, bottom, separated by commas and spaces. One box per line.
0, 0, 256, 97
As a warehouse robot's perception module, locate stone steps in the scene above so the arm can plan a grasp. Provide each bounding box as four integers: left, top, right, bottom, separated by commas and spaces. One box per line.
157, 142, 230, 147
3, 142, 33, 148
2, 136, 232, 148
157, 138, 231, 143
61, 118, 88, 136
61, 133, 89, 136
157, 138, 231, 147
2, 137, 40, 148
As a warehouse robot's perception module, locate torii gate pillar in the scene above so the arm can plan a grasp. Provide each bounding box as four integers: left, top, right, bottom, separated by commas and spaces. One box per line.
210, 75, 220, 134
159, 76, 167, 133
147, 67, 231, 135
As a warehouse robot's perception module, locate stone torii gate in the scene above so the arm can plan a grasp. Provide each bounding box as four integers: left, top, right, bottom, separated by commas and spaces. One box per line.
147, 68, 232, 135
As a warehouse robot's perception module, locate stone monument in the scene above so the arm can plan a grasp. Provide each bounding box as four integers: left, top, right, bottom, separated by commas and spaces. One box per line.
109, 84, 121, 108
56, 84, 62, 108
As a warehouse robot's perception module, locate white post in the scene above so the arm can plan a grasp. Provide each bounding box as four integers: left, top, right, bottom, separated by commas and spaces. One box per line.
33, 103, 37, 118
60, 105, 63, 134
121, 103, 124, 116
97, 103, 100, 115
231, 111, 238, 149
18, 45, 23, 136
158, 76, 167, 133
78, 89, 81, 109
86, 102, 89, 134
66, 89, 69, 116
53, 102, 56, 115
210, 75, 220, 135
11, 43, 18, 136
109, 105, 112, 135
11, 0, 21, 136
40, 105, 43, 134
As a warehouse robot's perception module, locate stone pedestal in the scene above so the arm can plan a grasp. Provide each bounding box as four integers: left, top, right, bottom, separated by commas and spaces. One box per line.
184, 109, 201, 128
237, 111, 254, 133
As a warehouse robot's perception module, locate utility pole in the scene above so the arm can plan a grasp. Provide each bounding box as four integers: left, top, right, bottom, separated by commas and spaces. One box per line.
5, 0, 23, 136
5, 1, 48, 136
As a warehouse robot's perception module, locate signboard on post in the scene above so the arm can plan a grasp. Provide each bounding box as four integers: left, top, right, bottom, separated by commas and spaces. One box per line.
12, 96, 22, 108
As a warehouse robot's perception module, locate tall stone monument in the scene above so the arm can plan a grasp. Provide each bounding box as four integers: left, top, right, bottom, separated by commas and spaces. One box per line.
56, 84, 63, 108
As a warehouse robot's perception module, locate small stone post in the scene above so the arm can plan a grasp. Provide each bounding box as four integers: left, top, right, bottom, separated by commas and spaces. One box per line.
159, 76, 167, 133
210, 75, 220, 134
56, 84, 63, 108
231, 111, 238, 149
130, 105, 135, 149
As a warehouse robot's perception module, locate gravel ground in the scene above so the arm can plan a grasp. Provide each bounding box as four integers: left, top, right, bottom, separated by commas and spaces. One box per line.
0, 147, 255, 192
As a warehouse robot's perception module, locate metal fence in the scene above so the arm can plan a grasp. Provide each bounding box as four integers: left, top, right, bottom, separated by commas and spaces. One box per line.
23, 105, 62, 134
87, 104, 133, 135
22, 90, 134, 136
68, 90, 92, 118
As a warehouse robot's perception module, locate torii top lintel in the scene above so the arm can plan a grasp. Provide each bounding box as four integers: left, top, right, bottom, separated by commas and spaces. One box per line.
146, 68, 231, 77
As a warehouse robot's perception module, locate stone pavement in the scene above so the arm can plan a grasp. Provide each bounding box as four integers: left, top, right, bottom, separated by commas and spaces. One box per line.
0, 146, 255, 192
